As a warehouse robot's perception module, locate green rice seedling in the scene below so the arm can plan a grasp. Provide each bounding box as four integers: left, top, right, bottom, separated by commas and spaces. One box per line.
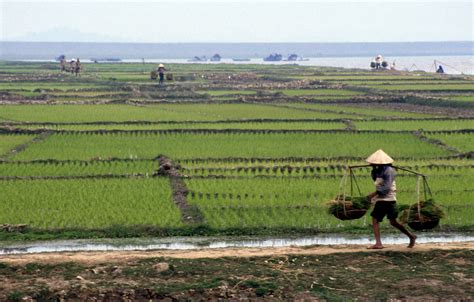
398, 199, 445, 230
15, 121, 347, 131
364, 84, 474, 91
327, 195, 371, 220
196, 90, 257, 96
0, 134, 35, 156
355, 120, 474, 131
425, 133, 474, 153
0, 160, 156, 177
276, 89, 364, 96
277, 103, 435, 118
0, 178, 182, 229
13, 132, 451, 160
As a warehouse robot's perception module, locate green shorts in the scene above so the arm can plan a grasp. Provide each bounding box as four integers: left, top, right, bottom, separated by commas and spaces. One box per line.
371, 200, 398, 222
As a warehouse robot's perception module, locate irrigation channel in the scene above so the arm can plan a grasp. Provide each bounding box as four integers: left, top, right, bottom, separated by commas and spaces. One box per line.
1, 233, 473, 255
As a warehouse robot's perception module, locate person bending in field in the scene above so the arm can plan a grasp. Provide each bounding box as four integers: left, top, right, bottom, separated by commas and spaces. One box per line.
366, 149, 416, 249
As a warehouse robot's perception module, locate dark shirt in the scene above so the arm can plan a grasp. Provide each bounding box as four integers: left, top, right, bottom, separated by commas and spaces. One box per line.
371, 165, 396, 196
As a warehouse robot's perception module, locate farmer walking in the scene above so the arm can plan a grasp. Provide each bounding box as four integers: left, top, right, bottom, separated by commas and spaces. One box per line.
74, 58, 82, 76
157, 63, 166, 85
375, 55, 383, 69
69, 59, 76, 74
366, 149, 417, 249
59, 56, 67, 72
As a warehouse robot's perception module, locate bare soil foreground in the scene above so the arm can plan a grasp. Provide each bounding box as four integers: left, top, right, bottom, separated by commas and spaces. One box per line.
1, 242, 473, 301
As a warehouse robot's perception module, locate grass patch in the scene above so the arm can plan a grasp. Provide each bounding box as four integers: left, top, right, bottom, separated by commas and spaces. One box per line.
0, 134, 35, 157
277, 89, 364, 96
197, 90, 257, 96
355, 119, 474, 131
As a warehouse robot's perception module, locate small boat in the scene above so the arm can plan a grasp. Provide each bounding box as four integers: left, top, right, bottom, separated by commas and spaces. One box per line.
232, 58, 251, 62
210, 54, 221, 62
287, 54, 299, 61
284, 54, 309, 61
188, 56, 207, 62
263, 53, 283, 61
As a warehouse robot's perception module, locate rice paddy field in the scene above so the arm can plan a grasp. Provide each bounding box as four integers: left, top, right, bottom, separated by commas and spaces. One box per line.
0, 61, 473, 240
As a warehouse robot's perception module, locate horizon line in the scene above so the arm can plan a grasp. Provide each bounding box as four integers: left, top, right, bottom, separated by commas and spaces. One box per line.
1, 40, 473, 44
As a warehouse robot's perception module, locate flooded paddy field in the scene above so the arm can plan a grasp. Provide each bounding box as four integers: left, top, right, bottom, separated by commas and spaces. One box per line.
0, 61, 473, 300
1, 61, 473, 239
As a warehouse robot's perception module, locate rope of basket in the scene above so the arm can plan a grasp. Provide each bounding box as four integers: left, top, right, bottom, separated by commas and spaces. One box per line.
406, 175, 423, 224
338, 168, 349, 217
407, 174, 434, 224
337, 167, 364, 217
416, 175, 422, 223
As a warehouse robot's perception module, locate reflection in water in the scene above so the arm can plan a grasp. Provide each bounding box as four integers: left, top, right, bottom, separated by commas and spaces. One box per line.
1, 233, 473, 255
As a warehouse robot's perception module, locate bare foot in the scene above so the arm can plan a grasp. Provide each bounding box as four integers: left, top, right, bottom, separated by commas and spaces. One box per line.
408, 235, 417, 248
367, 245, 384, 250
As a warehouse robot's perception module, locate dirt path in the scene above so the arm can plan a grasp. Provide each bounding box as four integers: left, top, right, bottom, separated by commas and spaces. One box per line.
157, 155, 204, 224
2, 241, 472, 265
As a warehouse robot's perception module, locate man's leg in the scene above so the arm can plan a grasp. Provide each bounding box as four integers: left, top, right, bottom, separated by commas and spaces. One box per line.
369, 217, 384, 249
389, 219, 416, 248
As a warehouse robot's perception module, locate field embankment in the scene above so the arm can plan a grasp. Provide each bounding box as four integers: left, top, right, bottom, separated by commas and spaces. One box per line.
0, 243, 472, 301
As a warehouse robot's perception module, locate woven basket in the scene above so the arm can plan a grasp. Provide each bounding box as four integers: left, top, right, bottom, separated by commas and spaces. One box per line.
330, 200, 369, 221
333, 208, 368, 220
408, 214, 440, 230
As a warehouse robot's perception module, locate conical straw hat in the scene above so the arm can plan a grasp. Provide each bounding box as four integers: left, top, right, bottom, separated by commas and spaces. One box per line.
366, 149, 394, 164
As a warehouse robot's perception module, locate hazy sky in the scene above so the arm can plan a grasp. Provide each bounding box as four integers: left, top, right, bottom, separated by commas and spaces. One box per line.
1, 0, 472, 42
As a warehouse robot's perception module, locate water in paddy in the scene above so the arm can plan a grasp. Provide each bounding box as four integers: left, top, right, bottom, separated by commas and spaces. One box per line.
1, 233, 473, 255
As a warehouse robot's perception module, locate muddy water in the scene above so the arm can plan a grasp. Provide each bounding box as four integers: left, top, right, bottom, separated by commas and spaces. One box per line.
1, 233, 473, 255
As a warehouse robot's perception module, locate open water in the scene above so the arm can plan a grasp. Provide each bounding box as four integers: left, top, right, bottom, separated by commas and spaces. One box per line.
1, 233, 473, 255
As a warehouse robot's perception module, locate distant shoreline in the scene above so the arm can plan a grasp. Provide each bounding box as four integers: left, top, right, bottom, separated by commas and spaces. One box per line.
1, 41, 472, 60
4, 55, 472, 75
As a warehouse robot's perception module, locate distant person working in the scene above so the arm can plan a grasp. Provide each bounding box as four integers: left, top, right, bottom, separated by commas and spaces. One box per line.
157, 64, 166, 85
69, 59, 76, 74
64, 58, 82, 75
436, 65, 445, 74
375, 55, 383, 69
59, 56, 67, 72
74, 58, 82, 76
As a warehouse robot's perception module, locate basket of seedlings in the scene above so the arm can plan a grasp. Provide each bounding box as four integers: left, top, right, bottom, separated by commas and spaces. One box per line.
397, 173, 444, 231
399, 199, 444, 231
328, 194, 371, 220
328, 167, 371, 220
